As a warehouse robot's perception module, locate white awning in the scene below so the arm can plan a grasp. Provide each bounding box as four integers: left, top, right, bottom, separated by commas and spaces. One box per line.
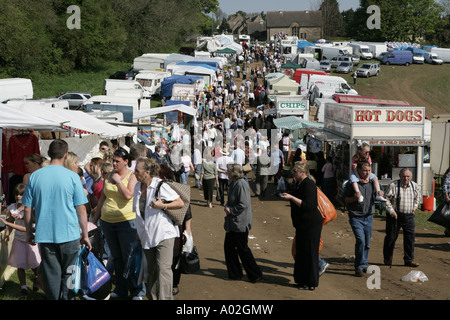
6, 101, 135, 139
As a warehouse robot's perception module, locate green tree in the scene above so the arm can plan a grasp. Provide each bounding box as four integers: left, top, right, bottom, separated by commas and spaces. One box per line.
320, 0, 344, 38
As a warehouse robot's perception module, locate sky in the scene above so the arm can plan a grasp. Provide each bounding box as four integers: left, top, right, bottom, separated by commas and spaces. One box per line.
217, 0, 360, 15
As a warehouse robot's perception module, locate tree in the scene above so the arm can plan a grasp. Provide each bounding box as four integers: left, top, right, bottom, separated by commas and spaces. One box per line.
319, 0, 344, 38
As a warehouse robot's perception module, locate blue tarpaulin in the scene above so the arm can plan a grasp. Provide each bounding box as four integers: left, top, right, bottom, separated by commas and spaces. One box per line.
160, 75, 202, 98
297, 40, 315, 50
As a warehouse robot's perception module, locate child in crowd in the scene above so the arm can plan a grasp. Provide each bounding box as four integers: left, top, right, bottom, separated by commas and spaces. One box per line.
351, 142, 386, 203
1, 184, 42, 294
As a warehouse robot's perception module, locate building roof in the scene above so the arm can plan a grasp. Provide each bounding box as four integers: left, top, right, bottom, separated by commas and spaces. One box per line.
266, 10, 322, 28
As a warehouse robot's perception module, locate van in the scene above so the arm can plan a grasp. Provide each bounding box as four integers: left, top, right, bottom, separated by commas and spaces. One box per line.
349, 43, 373, 59
424, 52, 443, 65
0, 78, 33, 102
135, 71, 171, 96
103, 79, 151, 98
381, 50, 413, 66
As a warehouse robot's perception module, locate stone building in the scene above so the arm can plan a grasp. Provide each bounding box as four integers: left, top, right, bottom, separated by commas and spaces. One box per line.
266, 10, 322, 42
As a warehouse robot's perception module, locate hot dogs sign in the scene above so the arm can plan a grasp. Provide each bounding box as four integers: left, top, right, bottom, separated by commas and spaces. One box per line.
325, 104, 425, 125
353, 108, 424, 123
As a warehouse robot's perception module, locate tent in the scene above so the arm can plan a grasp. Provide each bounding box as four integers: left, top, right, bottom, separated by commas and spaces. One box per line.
268, 75, 300, 95
217, 47, 237, 54
160, 75, 202, 98
0, 103, 64, 201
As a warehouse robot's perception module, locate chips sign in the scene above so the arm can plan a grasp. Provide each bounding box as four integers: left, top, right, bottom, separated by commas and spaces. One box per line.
279, 102, 307, 110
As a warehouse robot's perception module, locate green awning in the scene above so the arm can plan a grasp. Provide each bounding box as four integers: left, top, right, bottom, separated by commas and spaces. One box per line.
217, 47, 236, 54
281, 63, 303, 70
274, 116, 324, 130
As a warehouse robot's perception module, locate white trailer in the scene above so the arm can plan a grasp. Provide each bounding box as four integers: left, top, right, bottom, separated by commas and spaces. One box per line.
0, 78, 33, 102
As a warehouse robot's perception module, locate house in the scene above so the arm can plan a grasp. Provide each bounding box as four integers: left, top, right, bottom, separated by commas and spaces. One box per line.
266, 10, 322, 42
227, 14, 267, 42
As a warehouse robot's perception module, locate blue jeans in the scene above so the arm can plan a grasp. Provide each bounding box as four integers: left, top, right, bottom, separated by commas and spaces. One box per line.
39, 239, 80, 300
180, 171, 190, 185
194, 165, 202, 187
100, 219, 144, 298
348, 214, 373, 270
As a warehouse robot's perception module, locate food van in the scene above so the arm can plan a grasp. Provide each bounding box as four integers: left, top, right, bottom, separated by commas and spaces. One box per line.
306, 103, 426, 203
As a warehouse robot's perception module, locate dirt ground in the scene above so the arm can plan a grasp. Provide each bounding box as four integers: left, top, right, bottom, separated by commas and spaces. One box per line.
174, 175, 449, 301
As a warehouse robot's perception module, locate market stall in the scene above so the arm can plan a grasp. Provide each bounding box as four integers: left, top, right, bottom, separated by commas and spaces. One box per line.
273, 95, 310, 119
306, 102, 426, 203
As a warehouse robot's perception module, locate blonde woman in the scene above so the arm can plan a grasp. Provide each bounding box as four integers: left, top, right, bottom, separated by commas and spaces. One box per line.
23, 154, 47, 185
280, 161, 323, 290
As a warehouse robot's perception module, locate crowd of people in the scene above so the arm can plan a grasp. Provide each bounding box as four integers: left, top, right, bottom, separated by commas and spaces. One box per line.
1, 40, 448, 300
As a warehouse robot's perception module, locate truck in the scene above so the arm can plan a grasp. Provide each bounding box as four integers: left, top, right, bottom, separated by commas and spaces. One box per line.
0, 78, 33, 102
429, 47, 450, 63
348, 43, 373, 59
319, 45, 350, 60
381, 50, 413, 66
424, 52, 443, 65
365, 43, 388, 58
103, 79, 151, 98
355, 62, 380, 77
292, 69, 328, 95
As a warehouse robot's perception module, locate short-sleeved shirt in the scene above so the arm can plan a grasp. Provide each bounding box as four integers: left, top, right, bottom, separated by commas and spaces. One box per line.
22, 165, 88, 244
133, 178, 180, 249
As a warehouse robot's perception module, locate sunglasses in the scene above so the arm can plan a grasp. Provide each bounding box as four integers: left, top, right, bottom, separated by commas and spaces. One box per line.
114, 149, 128, 157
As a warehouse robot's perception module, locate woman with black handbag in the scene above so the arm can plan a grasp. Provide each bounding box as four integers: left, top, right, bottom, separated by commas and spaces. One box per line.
133, 158, 184, 300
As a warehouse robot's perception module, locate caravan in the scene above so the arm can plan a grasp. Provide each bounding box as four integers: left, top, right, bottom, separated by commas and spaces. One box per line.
132, 53, 170, 72
103, 79, 151, 98
135, 71, 171, 96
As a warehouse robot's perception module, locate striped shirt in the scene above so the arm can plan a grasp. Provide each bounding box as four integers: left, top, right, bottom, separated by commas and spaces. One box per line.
385, 180, 421, 214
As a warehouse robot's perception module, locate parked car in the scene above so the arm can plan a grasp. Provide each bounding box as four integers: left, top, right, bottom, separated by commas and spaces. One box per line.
344, 54, 360, 66
319, 60, 331, 72
335, 61, 353, 74
329, 56, 353, 68
109, 71, 136, 80
57, 91, 92, 109
356, 63, 380, 77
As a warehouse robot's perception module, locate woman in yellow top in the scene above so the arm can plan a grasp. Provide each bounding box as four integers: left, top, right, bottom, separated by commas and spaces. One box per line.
93, 148, 144, 300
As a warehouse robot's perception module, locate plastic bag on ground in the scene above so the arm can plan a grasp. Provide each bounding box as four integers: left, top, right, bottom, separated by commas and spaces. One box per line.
401, 270, 429, 282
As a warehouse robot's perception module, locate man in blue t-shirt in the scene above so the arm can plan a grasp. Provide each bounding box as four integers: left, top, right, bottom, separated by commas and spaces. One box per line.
22, 139, 91, 300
